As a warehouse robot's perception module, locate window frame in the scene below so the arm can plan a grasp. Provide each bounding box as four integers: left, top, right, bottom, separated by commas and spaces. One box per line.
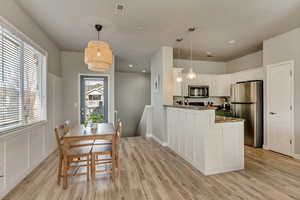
0, 17, 47, 134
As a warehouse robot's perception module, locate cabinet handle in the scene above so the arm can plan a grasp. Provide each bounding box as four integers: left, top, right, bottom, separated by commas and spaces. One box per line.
0, 175, 3, 178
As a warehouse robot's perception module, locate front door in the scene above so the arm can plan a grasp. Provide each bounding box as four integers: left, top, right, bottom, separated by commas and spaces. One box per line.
80, 75, 108, 124
267, 61, 293, 156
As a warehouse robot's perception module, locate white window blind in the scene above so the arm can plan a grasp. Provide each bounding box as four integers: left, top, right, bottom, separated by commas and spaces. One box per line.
0, 25, 45, 132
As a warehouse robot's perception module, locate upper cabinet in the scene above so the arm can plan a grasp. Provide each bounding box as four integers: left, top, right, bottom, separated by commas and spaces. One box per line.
231, 68, 265, 84
181, 74, 231, 97
195, 74, 212, 87
210, 74, 231, 97
172, 67, 264, 98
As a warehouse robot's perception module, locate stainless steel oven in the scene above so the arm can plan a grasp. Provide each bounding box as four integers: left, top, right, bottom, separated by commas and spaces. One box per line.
188, 85, 209, 98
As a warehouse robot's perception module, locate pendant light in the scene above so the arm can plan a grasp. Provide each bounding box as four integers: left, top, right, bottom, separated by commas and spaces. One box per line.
187, 27, 196, 80
175, 38, 183, 83
84, 24, 113, 72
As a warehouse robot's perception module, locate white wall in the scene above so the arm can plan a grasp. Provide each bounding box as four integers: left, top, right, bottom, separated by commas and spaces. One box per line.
0, 0, 62, 76
0, 2, 63, 197
151, 47, 173, 143
263, 28, 300, 154
115, 72, 151, 137
47, 73, 64, 154
174, 59, 226, 74
226, 51, 263, 73
61, 51, 115, 126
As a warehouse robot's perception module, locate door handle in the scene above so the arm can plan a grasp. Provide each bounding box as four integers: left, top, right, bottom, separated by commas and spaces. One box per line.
269, 112, 277, 115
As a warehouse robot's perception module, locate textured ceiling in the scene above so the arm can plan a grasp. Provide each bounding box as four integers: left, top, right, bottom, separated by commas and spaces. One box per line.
15, 0, 300, 72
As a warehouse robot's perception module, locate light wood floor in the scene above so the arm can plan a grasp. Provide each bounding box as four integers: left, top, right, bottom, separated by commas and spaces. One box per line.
4, 137, 300, 200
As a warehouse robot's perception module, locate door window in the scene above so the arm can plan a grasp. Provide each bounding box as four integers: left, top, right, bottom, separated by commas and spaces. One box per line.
80, 76, 108, 124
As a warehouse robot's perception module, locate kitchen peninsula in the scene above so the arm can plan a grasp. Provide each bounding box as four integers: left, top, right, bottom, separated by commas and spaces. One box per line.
164, 105, 244, 175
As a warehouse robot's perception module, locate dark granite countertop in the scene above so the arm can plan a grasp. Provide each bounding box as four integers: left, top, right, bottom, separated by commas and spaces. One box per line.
163, 104, 217, 111
215, 116, 245, 123
164, 105, 244, 123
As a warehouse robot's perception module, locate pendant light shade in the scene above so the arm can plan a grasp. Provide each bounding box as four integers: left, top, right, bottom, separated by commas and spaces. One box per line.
175, 38, 183, 82
84, 25, 112, 72
187, 68, 196, 80
176, 76, 183, 82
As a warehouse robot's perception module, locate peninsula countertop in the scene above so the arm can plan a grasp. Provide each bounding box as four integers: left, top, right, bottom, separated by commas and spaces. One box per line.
164, 104, 244, 123
215, 115, 244, 123
163, 104, 217, 110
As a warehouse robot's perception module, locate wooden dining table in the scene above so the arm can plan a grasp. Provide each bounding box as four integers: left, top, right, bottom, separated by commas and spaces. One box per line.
63, 123, 117, 182
64, 123, 116, 142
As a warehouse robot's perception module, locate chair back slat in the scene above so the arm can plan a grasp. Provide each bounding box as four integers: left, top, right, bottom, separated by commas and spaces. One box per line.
64, 120, 71, 135
54, 125, 66, 154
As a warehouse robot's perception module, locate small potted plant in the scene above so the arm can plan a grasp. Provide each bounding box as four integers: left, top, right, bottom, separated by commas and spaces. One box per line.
88, 112, 104, 131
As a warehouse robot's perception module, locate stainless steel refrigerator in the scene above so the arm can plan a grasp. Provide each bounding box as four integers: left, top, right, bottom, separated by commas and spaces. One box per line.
231, 81, 263, 147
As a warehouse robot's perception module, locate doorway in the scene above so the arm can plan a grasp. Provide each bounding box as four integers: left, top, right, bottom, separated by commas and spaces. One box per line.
80, 75, 108, 124
266, 61, 294, 156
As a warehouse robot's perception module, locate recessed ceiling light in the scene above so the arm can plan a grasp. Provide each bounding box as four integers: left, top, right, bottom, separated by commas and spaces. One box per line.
128, 64, 133, 68
228, 40, 236, 45
142, 70, 146, 73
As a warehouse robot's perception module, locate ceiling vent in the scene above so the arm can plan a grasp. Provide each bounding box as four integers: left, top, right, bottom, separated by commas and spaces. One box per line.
115, 3, 125, 15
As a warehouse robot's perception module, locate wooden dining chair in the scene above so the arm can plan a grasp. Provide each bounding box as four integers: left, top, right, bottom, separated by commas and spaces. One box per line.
63, 120, 71, 135
54, 125, 93, 189
115, 121, 123, 168
91, 121, 122, 181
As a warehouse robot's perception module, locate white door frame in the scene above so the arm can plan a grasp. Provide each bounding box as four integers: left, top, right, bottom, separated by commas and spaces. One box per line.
77, 73, 111, 125
266, 60, 294, 156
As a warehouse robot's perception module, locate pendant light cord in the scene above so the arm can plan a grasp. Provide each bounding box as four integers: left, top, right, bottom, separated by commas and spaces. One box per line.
190, 31, 193, 68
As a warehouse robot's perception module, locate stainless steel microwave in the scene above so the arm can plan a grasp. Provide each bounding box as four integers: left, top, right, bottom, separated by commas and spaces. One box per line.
188, 85, 209, 98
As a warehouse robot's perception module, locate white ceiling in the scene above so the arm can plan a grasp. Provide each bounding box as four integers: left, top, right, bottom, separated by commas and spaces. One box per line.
15, 0, 300, 72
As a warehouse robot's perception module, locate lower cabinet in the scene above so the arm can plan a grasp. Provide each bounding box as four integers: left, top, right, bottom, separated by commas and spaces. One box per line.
166, 108, 244, 175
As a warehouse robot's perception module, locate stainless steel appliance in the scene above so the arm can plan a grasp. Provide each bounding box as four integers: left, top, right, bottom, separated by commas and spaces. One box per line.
188, 85, 209, 98
231, 81, 263, 147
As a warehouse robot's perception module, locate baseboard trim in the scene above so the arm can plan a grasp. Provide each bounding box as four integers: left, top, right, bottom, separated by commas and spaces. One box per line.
293, 154, 300, 160
263, 144, 269, 150
146, 133, 168, 147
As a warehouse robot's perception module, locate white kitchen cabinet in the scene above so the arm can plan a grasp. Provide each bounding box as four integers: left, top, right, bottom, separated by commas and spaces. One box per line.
195, 74, 212, 87
181, 74, 212, 96
210, 74, 231, 97
172, 68, 183, 96
231, 67, 264, 84
177, 68, 263, 98
166, 107, 244, 175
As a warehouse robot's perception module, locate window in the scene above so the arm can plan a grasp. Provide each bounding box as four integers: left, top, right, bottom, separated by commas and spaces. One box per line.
0, 24, 46, 132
